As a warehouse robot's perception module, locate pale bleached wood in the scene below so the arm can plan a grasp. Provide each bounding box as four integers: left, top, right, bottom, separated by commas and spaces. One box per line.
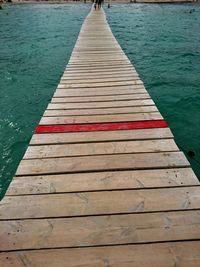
56, 84, 145, 92
6, 168, 199, 196
65, 64, 133, 70
53, 88, 146, 97
63, 69, 137, 76
51, 94, 150, 103
69, 56, 129, 61
16, 152, 190, 176
62, 72, 138, 79
67, 61, 131, 67
1, 242, 200, 267
44, 106, 158, 116
1, 186, 200, 220
65, 66, 135, 72
39, 112, 162, 125
61, 74, 139, 80
0, 210, 200, 251
59, 80, 142, 88
60, 77, 140, 84
30, 128, 172, 145
57, 80, 143, 89
24, 139, 178, 159
47, 99, 155, 110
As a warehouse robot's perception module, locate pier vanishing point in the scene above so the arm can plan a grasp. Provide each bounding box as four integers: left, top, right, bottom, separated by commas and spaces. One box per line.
1, 7, 200, 266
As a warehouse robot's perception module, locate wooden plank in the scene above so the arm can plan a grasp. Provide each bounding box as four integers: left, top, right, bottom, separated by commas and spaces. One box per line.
53, 88, 146, 97
47, 99, 155, 110
1, 241, 200, 267
51, 94, 150, 103
68, 60, 130, 64
71, 50, 125, 53
1, 186, 200, 220
0, 210, 200, 251
6, 168, 199, 196
16, 152, 190, 176
65, 65, 133, 70
57, 80, 143, 89
65, 66, 135, 72
67, 61, 132, 67
60, 77, 140, 84
63, 69, 137, 76
24, 139, 179, 159
56, 84, 145, 92
61, 74, 139, 80
44, 106, 157, 116
30, 128, 173, 145
39, 112, 162, 125
61, 72, 138, 79
69, 57, 129, 62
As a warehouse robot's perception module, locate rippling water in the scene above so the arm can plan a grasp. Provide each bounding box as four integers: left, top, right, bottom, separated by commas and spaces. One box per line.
0, 4, 200, 199
106, 3, 200, 178
0, 4, 90, 199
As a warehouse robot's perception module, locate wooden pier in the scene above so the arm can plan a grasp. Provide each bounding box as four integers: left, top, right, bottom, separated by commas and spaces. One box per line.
1, 8, 200, 266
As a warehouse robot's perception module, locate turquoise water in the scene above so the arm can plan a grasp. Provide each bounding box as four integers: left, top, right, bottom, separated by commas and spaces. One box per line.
0, 4, 200, 199
106, 3, 200, 177
0, 4, 90, 199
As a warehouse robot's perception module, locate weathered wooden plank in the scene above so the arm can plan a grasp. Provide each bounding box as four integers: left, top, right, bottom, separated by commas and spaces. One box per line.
61, 72, 138, 79
0, 210, 200, 251
71, 52, 126, 56
63, 70, 137, 77
6, 168, 199, 196
60, 77, 139, 84
47, 99, 155, 110
69, 57, 129, 62
63, 66, 134, 73
65, 66, 135, 72
1, 241, 200, 267
16, 152, 190, 176
1, 186, 200, 220
24, 139, 178, 159
30, 128, 173, 145
56, 84, 145, 92
51, 94, 150, 103
39, 112, 162, 125
57, 80, 143, 89
65, 65, 134, 71
67, 62, 132, 67
44, 106, 157, 116
53, 88, 146, 97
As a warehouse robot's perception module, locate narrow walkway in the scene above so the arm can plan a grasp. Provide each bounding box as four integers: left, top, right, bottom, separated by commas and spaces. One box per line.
1, 8, 200, 266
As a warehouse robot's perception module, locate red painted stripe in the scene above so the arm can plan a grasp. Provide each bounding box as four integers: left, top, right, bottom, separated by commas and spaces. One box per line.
35, 120, 168, 133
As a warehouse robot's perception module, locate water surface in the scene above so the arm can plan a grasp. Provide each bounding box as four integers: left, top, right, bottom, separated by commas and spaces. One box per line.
106, 3, 200, 177
0, 4, 90, 199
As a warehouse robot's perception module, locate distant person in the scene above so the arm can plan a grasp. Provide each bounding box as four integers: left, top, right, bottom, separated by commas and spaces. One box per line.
108, 3, 110, 8
94, 0, 103, 9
